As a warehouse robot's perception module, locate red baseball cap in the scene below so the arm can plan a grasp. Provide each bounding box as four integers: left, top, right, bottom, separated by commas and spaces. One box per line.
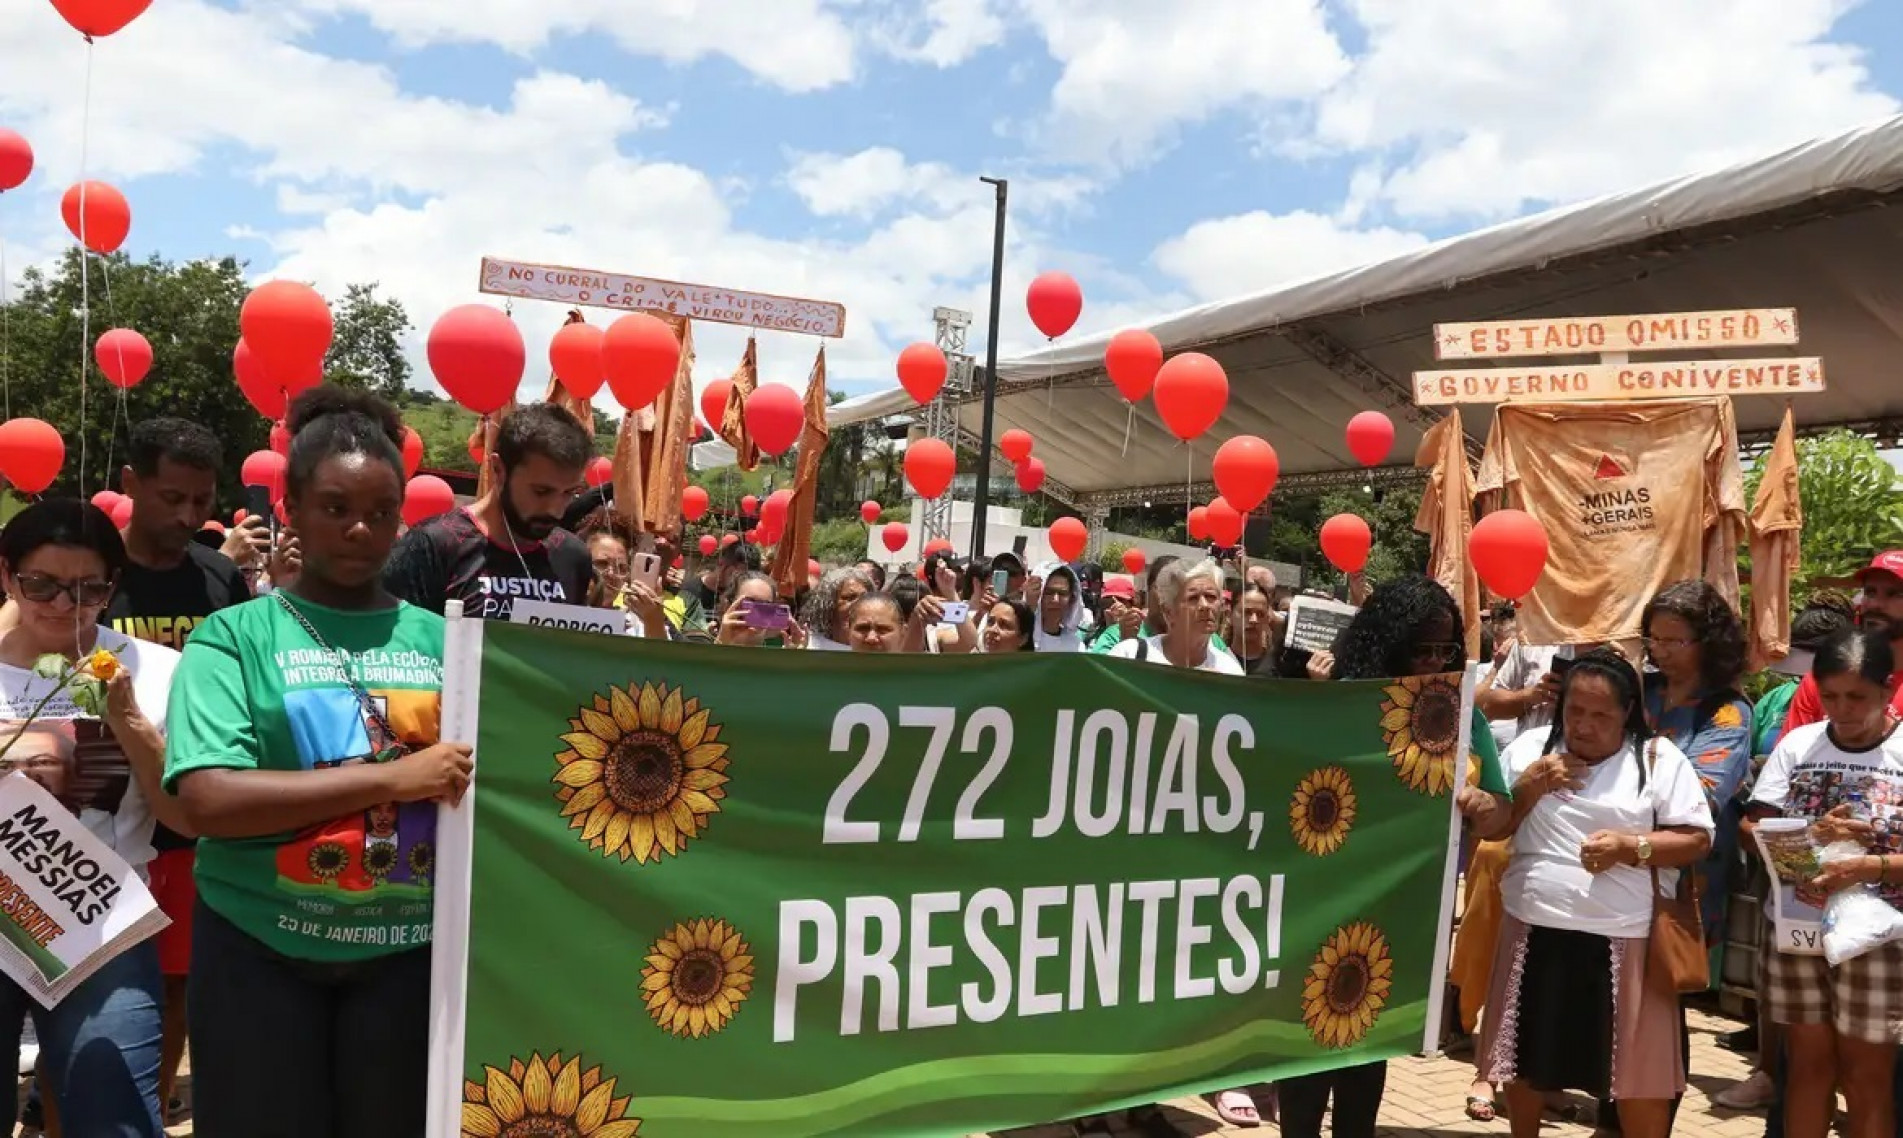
1855, 552, 1903, 582
1102, 578, 1136, 601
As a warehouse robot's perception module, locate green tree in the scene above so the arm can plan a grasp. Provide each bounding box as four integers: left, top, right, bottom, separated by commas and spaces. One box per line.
1745, 429, 1903, 590
326, 283, 413, 402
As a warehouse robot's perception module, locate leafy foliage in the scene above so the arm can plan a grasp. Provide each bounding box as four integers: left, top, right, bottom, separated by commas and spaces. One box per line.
1743, 429, 1903, 588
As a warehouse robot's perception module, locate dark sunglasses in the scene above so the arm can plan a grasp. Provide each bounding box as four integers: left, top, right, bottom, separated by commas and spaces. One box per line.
15, 572, 114, 607
1411, 640, 1460, 662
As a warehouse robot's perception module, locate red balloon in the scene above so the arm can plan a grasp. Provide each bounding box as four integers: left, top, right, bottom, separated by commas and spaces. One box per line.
1105, 329, 1164, 403
1205, 498, 1244, 547
275, 500, 291, 527
586, 456, 614, 489
89, 490, 122, 514
241, 281, 333, 377
1048, 516, 1088, 563
202, 520, 226, 535
741, 495, 759, 517
905, 438, 955, 500
896, 343, 948, 404
48, 0, 153, 37
1471, 509, 1550, 600
744, 383, 804, 457
60, 181, 130, 254
924, 538, 955, 556
428, 305, 524, 416
859, 500, 881, 525
881, 522, 909, 554
403, 475, 456, 527
601, 313, 681, 411
401, 426, 423, 479
467, 435, 485, 465
548, 322, 606, 401
1122, 547, 1147, 575
1319, 514, 1373, 574
808, 558, 822, 579
1026, 271, 1084, 339
241, 450, 287, 497
762, 489, 793, 529
109, 497, 133, 528
94, 328, 151, 389
233, 339, 321, 420
1015, 457, 1046, 494
1153, 353, 1229, 441
700, 379, 731, 433
999, 428, 1033, 464
0, 419, 63, 494
1345, 411, 1396, 467
0, 129, 32, 193
1187, 506, 1209, 541
681, 484, 710, 521
746, 526, 762, 544
1212, 435, 1279, 513
698, 534, 718, 556
721, 533, 740, 548
269, 420, 290, 457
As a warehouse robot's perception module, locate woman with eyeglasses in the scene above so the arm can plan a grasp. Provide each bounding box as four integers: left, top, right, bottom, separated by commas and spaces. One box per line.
1472, 649, 1712, 1138
0, 497, 187, 1135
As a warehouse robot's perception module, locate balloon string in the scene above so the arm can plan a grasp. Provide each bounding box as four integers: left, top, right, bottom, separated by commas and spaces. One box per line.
2, 233, 10, 419
75, 38, 96, 498
1121, 404, 1132, 456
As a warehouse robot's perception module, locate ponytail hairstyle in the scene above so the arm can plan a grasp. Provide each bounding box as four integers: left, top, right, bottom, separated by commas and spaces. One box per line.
284, 387, 407, 498
1542, 647, 1650, 755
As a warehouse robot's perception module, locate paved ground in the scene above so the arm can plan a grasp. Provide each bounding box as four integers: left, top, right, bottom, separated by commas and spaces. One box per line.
15, 1006, 1763, 1137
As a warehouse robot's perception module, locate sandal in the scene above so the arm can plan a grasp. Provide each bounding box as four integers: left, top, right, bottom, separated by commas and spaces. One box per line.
1211, 1090, 1262, 1128
1466, 1096, 1498, 1122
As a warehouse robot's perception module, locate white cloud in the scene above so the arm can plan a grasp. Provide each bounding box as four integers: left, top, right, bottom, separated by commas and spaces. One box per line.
1313, 0, 1898, 219
784, 146, 1096, 222
1152, 210, 1430, 302
864, 0, 1009, 67
1012, 0, 1350, 167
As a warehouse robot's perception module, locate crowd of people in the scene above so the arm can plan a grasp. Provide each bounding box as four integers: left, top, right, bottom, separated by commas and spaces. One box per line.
5, 389, 1900, 1138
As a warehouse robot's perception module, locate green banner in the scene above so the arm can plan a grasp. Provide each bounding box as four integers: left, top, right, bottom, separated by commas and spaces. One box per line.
433, 621, 1464, 1138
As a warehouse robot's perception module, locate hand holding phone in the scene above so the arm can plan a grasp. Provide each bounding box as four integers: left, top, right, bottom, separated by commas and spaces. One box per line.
739, 600, 792, 630
992, 569, 1010, 597
938, 601, 970, 626
630, 552, 663, 592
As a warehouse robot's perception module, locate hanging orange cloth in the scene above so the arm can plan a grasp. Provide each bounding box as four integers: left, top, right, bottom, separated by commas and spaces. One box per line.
609, 313, 687, 535
1747, 406, 1803, 668
1474, 397, 1746, 645
720, 337, 760, 472
639, 319, 697, 538
768, 348, 830, 598
1413, 409, 1482, 659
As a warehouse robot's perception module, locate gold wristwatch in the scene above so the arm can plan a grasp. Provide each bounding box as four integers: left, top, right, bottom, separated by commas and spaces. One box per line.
1635, 836, 1654, 866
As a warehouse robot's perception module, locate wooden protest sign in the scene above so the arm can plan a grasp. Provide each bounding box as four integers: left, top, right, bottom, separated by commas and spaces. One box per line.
1433, 308, 1798, 360
1414, 357, 1825, 406
479, 256, 847, 338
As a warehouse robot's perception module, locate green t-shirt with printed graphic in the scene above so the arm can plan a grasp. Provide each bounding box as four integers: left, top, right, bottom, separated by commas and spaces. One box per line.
164, 594, 445, 962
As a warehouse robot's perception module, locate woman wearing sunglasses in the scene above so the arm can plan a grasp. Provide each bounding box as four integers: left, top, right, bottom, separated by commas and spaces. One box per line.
0, 498, 188, 1136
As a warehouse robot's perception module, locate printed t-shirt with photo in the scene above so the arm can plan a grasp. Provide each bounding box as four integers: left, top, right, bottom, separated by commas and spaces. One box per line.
164, 595, 445, 962
1499, 727, 1714, 938
0, 628, 179, 876
1109, 635, 1246, 675
383, 507, 594, 620
1751, 721, 1903, 908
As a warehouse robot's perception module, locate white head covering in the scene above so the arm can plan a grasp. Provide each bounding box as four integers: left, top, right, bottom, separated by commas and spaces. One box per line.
1031, 561, 1085, 653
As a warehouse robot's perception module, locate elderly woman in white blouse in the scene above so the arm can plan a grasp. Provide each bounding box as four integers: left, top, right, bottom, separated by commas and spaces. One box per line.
1470, 648, 1713, 1138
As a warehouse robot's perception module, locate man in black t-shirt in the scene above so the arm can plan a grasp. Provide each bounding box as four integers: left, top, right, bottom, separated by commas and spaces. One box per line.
385, 403, 595, 618
107, 417, 253, 1125
683, 539, 761, 612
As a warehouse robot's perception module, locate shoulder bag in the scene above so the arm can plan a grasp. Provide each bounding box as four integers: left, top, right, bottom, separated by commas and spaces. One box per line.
1643, 737, 1710, 994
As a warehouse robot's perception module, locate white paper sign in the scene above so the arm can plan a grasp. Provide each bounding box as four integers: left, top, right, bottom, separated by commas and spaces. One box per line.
509, 599, 628, 638
0, 773, 167, 1006
1754, 818, 1825, 956
1285, 596, 1359, 656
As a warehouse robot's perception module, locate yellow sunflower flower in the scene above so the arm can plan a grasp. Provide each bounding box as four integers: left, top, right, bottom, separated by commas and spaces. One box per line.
363, 842, 398, 881
552, 684, 730, 864
307, 842, 349, 881
641, 918, 755, 1039
1301, 922, 1395, 1050
1290, 767, 1357, 857
1378, 674, 1461, 797
460, 1052, 640, 1138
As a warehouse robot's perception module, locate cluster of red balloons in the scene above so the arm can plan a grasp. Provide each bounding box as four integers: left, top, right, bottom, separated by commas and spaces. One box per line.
237, 282, 332, 418
89, 489, 132, 527
999, 428, 1045, 494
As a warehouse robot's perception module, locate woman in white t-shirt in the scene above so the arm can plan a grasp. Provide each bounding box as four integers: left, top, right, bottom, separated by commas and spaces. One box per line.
1746, 628, 1903, 1138
0, 499, 186, 1137
1108, 559, 1244, 675
1472, 648, 1712, 1138
801, 567, 875, 652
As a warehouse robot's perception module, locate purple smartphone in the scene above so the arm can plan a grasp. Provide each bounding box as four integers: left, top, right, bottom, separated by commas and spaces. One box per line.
738, 600, 793, 630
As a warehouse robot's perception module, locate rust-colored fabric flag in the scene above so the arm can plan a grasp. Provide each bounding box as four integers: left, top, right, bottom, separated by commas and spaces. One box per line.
720, 337, 760, 472
1413, 410, 1482, 659
769, 347, 830, 598
1747, 406, 1803, 668
1474, 397, 1746, 645
640, 319, 697, 538
468, 413, 506, 500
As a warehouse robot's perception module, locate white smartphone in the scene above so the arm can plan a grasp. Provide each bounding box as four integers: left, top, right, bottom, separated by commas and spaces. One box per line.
630, 552, 663, 591
938, 601, 971, 626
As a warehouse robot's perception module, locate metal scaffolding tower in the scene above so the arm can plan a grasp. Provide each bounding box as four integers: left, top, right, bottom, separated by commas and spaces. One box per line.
917, 306, 973, 544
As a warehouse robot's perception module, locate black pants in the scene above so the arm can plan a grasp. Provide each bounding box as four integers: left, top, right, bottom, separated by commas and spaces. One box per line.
1278, 1061, 1388, 1138
188, 900, 431, 1138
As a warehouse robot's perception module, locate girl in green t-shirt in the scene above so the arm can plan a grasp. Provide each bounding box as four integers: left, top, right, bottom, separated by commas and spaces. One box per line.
165, 388, 474, 1138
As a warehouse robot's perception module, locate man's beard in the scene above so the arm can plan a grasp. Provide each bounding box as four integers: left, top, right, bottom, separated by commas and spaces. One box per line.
501, 490, 559, 542
1863, 610, 1898, 638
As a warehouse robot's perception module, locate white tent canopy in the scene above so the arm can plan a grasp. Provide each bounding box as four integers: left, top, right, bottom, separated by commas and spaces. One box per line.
815, 113, 1903, 508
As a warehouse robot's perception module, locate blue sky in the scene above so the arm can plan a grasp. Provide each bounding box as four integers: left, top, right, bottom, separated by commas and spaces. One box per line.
3, 0, 1901, 400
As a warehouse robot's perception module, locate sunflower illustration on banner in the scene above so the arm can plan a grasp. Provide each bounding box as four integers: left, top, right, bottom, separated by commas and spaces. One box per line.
552, 683, 730, 864
1379, 674, 1463, 796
